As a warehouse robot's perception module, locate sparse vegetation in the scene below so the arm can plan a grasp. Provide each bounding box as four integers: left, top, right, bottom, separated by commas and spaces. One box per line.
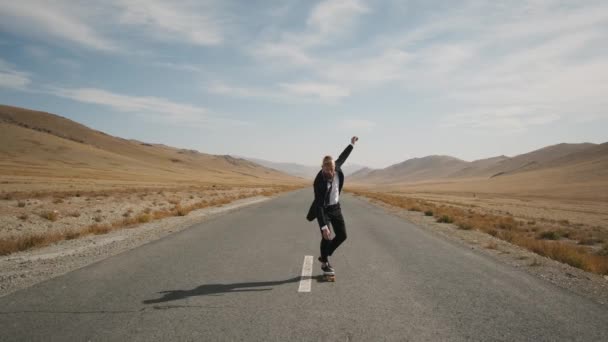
40, 210, 59, 222
485, 241, 498, 249
457, 223, 473, 230
437, 215, 453, 223
18, 214, 28, 221
539, 231, 560, 240
0, 185, 302, 256
137, 213, 151, 223
17, 201, 26, 208
424, 210, 433, 216
349, 190, 608, 275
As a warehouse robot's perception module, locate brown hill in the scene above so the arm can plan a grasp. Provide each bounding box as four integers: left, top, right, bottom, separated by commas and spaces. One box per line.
484, 143, 597, 178
353, 143, 604, 185
351, 155, 469, 184
350, 142, 607, 201
0, 104, 303, 192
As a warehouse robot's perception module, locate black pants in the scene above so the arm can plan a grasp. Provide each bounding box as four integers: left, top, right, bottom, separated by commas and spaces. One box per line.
320, 204, 347, 262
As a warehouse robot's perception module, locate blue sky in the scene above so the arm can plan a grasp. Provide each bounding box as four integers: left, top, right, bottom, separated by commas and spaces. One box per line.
0, 0, 607, 168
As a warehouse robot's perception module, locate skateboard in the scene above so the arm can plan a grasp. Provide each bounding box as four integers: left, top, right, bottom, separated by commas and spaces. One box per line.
323, 272, 336, 282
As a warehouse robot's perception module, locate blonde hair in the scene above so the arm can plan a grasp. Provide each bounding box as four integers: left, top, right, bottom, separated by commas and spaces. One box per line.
322, 155, 333, 168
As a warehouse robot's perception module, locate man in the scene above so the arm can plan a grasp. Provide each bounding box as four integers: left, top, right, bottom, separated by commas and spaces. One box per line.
307, 136, 358, 275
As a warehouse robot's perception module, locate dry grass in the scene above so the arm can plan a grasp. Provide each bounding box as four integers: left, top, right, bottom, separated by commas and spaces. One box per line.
485, 241, 498, 250
39, 210, 59, 222
350, 189, 608, 275
0, 185, 302, 256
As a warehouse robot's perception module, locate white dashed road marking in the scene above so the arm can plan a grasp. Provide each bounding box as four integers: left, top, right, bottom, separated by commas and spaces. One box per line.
298, 255, 313, 292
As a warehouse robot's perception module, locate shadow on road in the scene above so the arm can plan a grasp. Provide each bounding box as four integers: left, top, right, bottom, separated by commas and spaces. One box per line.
142, 276, 301, 304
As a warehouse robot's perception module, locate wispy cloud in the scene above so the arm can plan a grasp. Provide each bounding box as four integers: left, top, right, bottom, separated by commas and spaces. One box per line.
0, 1, 117, 51
279, 82, 350, 100
116, 0, 223, 46
0, 58, 31, 90
0, 0, 226, 52
307, 0, 369, 38
251, 0, 369, 66
49, 86, 249, 128
441, 106, 561, 133
244, 0, 608, 131
207, 82, 278, 99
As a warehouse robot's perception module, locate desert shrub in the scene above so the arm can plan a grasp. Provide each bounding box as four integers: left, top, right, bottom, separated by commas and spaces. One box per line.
93, 216, 103, 223
578, 238, 602, 246
89, 224, 110, 235
137, 213, 151, 223
40, 210, 59, 222
17, 201, 26, 208
424, 210, 433, 216
458, 223, 473, 230
53, 198, 64, 204
437, 215, 453, 223
539, 231, 560, 240
174, 205, 189, 216
65, 230, 81, 240
18, 214, 28, 221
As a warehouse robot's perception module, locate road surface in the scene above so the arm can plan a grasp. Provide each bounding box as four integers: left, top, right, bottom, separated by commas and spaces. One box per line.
1, 189, 607, 341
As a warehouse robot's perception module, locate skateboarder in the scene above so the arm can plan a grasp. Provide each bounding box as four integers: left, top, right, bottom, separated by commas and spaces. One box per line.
307, 136, 358, 279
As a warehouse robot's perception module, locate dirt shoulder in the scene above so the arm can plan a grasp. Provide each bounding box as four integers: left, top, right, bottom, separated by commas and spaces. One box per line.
0, 194, 274, 298
353, 194, 608, 307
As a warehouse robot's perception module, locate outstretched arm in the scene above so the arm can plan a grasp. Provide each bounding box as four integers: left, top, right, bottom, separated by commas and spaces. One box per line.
335, 136, 358, 168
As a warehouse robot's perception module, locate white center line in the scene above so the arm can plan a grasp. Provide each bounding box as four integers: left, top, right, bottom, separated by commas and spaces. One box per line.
298, 255, 313, 293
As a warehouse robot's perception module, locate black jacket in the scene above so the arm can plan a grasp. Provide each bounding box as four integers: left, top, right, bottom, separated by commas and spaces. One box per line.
306, 144, 353, 229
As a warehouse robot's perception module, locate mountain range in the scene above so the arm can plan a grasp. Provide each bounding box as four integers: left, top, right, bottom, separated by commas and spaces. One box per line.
351, 142, 607, 185
0, 104, 302, 188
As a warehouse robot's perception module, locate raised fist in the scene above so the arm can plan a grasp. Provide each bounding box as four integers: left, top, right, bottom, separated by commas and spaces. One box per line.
351, 136, 359, 145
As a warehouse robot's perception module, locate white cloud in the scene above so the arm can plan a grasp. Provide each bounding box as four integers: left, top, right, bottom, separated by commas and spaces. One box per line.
279, 82, 350, 100
49, 86, 250, 128
150, 62, 206, 73
441, 106, 561, 133
308, 0, 369, 38
0, 59, 31, 90
250, 0, 369, 66
254, 42, 316, 67
0, 0, 226, 52
0, 1, 117, 51
208, 83, 277, 99
116, 0, 223, 45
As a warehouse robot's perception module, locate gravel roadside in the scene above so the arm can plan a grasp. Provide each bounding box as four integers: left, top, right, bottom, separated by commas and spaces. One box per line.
0, 195, 270, 298
356, 195, 608, 307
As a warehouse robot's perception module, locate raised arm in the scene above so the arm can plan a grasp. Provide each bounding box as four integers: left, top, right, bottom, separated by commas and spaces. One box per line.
335, 136, 358, 168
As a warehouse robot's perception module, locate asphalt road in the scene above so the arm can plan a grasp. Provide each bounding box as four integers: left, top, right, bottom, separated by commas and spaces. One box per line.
1, 189, 607, 341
